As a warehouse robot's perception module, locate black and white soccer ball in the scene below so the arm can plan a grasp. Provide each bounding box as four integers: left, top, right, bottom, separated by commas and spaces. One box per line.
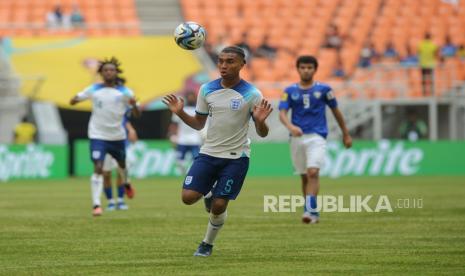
174, 22, 206, 50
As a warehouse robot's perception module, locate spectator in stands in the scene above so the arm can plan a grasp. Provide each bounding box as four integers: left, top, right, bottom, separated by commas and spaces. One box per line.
399, 109, 428, 141
204, 42, 218, 63
236, 32, 252, 61
383, 41, 399, 59
400, 46, 419, 67
254, 35, 277, 59
46, 5, 64, 29
323, 24, 343, 51
213, 35, 228, 56
14, 116, 36, 144
359, 41, 378, 68
418, 32, 439, 96
458, 44, 465, 60
70, 5, 85, 28
440, 35, 457, 59
54, 5, 63, 24
332, 57, 346, 78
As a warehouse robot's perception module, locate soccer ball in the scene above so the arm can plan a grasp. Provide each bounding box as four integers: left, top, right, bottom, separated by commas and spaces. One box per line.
174, 22, 206, 50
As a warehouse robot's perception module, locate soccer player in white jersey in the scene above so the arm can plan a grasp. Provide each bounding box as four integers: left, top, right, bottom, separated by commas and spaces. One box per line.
70, 57, 140, 216
163, 46, 273, 257
278, 55, 352, 224
168, 91, 203, 174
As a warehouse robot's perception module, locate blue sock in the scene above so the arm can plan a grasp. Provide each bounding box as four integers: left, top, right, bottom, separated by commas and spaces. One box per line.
118, 185, 125, 199
104, 187, 113, 200
305, 195, 318, 215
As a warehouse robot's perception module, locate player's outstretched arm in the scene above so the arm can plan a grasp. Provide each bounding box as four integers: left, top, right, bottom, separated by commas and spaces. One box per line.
69, 96, 81, 105
330, 107, 352, 148
253, 99, 273, 137
129, 98, 141, 118
163, 94, 207, 130
279, 109, 303, 137
125, 121, 138, 143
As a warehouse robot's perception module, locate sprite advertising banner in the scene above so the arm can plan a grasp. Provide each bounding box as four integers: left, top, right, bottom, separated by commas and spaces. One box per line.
0, 144, 68, 181
74, 140, 465, 178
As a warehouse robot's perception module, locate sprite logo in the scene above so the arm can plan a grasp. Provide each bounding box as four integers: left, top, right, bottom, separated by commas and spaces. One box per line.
321, 140, 424, 178
0, 144, 55, 181
128, 142, 179, 178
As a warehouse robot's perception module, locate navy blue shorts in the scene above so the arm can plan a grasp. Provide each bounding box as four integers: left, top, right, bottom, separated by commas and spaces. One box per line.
183, 153, 249, 200
90, 139, 126, 163
176, 144, 200, 160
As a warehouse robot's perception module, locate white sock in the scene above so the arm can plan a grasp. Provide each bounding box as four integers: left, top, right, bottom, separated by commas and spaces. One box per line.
91, 174, 103, 207
203, 211, 227, 245
108, 198, 115, 204
117, 197, 124, 203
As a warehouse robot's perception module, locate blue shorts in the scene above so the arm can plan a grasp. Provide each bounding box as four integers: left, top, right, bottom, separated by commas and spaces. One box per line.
90, 139, 126, 163
183, 153, 249, 200
176, 144, 200, 160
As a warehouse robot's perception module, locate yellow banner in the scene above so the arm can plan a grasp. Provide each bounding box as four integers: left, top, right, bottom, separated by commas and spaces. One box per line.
11, 37, 202, 110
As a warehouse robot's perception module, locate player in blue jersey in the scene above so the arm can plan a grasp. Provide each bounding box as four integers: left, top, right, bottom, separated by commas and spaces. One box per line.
70, 57, 140, 216
102, 109, 138, 211
163, 46, 273, 257
278, 55, 352, 224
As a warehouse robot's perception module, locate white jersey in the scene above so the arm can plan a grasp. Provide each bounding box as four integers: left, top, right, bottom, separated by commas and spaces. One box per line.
75, 83, 134, 141
196, 78, 262, 159
172, 106, 203, 145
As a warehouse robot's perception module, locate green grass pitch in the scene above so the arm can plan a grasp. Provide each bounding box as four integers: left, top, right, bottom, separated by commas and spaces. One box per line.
1, 176, 465, 275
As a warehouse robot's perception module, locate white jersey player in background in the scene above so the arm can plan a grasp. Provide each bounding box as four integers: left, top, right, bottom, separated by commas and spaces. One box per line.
70, 57, 140, 216
168, 91, 204, 174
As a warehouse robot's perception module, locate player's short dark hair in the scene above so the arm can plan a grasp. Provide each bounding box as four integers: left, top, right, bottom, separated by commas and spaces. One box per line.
98, 56, 126, 85
221, 46, 246, 63
296, 55, 318, 69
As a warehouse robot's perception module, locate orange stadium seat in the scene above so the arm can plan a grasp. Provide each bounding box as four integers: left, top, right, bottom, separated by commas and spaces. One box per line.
2, 0, 140, 37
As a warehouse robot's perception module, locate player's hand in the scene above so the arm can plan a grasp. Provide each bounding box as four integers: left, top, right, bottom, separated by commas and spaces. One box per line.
69, 96, 79, 105
162, 94, 184, 114
289, 125, 303, 137
253, 99, 273, 123
343, 133, 352, 148
129, 97, 138, 107
128, 128, 138, 143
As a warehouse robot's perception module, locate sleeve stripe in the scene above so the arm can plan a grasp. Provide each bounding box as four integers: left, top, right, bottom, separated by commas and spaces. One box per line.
195, 110, 209, 115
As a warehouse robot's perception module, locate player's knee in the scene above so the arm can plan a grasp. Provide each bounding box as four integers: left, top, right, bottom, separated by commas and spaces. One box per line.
211, 199, 228, 215
181, 190, 201, 205
182, 196, 196, 205
307, 168, 320, 179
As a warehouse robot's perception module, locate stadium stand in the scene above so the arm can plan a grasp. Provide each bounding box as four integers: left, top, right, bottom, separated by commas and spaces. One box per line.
181, 0, 465, 99
0, 39, 27, 143
0, 0, 140, 37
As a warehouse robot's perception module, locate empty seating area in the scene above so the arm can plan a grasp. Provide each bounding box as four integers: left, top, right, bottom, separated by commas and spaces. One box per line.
0, 0, 140, 37
181, 0, 465, 99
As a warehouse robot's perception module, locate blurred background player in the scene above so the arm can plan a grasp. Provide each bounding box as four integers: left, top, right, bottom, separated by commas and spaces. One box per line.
69, 57, 140, 216
278, 55, 352, 224
102, 110, 138, 211
163, 46, 273, 257
168, 91, 203, 174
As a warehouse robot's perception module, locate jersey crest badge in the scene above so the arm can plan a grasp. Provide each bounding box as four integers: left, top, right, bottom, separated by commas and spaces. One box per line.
230, 99, 242, 110
314, 91, 321, 99
327, 91, 335, 100
184, 176, 193, 185
291, 92, 300, 100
